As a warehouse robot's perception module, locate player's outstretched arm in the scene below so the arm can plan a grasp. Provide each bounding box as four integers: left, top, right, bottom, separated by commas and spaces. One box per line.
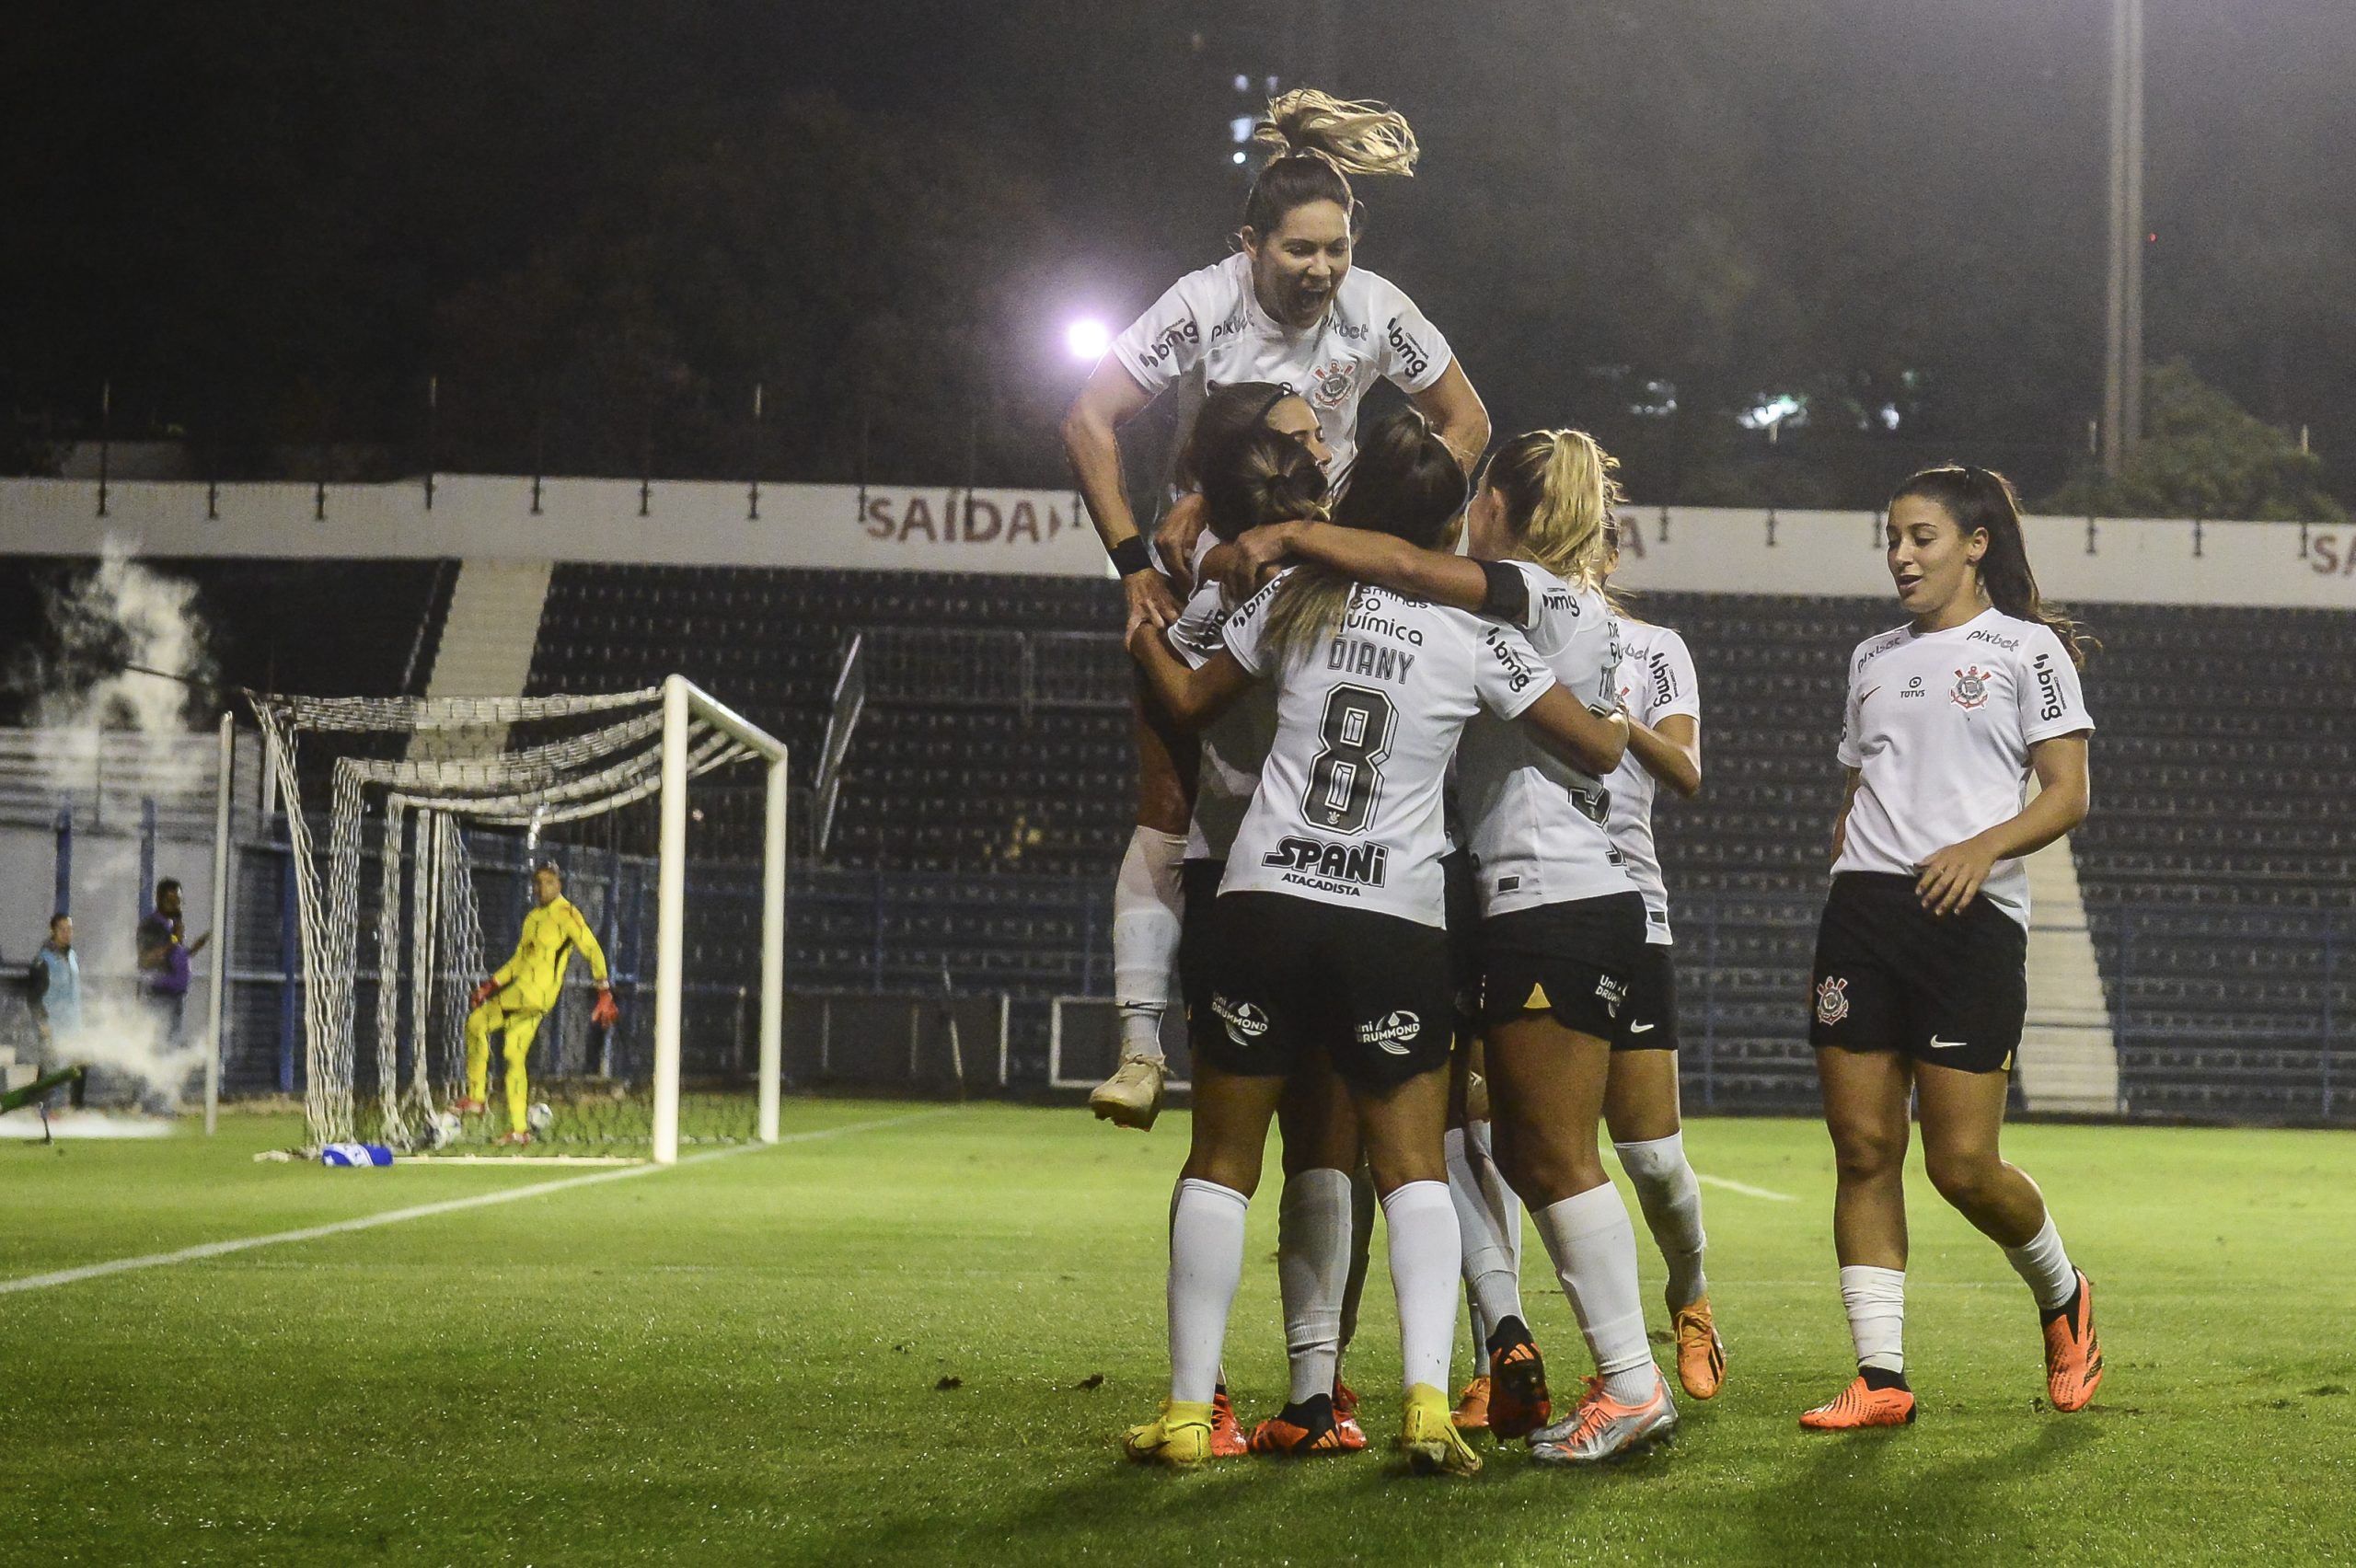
1126, 622, 1252, 732
1230, 521, 1489, 611
1626, 711, 1702, 799
1063, 358, 1180, 629
1407, 359, 1492, 476
1516, 686, 1629, 777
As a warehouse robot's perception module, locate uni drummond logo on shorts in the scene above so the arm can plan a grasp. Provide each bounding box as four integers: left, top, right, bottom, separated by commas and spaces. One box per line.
1212, 994, 1268, 1046
1593, 974, 1628, 1019
1356, 1011, 1422, 1055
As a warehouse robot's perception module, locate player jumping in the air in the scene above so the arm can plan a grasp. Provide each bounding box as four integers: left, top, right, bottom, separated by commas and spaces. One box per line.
1063, 87, 1488, 1130
1804, 465, 2103, 1429
456, 860, 618, 1145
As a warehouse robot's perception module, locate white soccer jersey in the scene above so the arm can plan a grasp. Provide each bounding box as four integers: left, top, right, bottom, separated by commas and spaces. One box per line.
1455, 560, 1636, 918
1606, 619, 1701, 944
1220, 574, 1555, 926
1109, 252, 1454, 478
1168, 571, 1276, 862
1832, 608, 2095, 928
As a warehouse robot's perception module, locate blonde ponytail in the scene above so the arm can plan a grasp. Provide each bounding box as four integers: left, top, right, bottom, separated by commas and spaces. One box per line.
1252, 89, 1420, 179
1482, 429, 1622, 591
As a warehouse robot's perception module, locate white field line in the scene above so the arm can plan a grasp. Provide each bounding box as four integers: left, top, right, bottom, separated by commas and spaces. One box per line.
0, 1109, 949, 1297
1695, 1172, 1798, 1202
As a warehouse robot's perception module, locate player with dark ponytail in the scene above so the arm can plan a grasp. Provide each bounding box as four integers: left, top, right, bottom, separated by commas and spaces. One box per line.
1802, 464, 2105, 1430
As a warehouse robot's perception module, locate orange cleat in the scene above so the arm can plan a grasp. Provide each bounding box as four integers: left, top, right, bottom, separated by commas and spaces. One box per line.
2041, 1271, 2104, 1412
497, 1129, 533, 1147
1451, 1374, 1492, 1432
1673, 1297, 1726, 1400
1486, 1332, 1553, 1440
1331, 1377, 1358, 1422
1207, 1390, 1248, 1458
450, 1098, 487, 1115
1799, 1373, 1916, 1430
1247, 1395, 1367, 1457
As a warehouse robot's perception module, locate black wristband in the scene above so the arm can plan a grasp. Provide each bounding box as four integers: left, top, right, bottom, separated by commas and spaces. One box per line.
1109, 536, 1154, 578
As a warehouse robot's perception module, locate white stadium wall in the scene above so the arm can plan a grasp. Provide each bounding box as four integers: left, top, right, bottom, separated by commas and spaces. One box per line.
3, 475, 2353, 608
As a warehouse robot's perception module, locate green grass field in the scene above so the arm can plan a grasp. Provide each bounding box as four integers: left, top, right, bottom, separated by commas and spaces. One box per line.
4, 1101, 2351, 1566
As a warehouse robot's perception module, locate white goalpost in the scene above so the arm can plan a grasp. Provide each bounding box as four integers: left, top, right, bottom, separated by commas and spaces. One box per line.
251, 674, 787, 1164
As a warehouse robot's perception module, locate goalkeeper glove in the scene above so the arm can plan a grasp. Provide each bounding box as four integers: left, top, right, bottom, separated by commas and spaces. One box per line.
592, 986, 619, 1028
470, 978, 501, 1008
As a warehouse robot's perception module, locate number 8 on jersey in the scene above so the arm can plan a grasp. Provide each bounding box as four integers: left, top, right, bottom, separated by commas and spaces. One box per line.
1304, 686, 1395, 835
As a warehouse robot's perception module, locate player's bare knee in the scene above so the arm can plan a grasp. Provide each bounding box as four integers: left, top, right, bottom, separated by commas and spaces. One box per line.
1831, 1125, 1907, 1186
1923, 1146, 2002, 1210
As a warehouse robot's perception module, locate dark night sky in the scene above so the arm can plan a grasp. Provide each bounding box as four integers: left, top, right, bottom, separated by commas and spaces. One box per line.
6, 0, 2350, 499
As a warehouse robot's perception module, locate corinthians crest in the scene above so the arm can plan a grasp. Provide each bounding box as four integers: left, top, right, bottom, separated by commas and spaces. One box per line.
1815, 975, 1850, 1026
1951, 665, 1992, 710
1309, 359, 1357, 409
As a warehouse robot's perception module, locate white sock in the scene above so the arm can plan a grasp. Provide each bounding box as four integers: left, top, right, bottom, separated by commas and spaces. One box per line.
1112, 827, 1186, 1062
2003, 1213, 2079, 1312
1445, 1126, 1527, 1339
1839, 1264, 1907, 1374
1614, 1132, 1709, 1310
1532, 1182, 1657, 1403
1168, 1178, 1250, 1404
1277, 1167, 1353, 1404
1468, 1120, 1522, 1311
1380, 1181, 1461, 1394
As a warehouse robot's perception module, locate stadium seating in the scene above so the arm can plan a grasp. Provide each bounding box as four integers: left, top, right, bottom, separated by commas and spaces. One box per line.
521, 571, 2355, 1121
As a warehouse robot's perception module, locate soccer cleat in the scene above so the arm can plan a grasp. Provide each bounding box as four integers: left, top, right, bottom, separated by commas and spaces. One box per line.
1122, 1399, 1216, 1469
1530, 1372, 1679, 1464
1247, 1393, 1367, 1457
1088, 1055, 1166, 1131
497, 1129, 533, 1147
1207, 1390, 1248, 1458
1799, 1373, 1917, 1430
1451, 1374, 1492, 1432
1485, 1326, 1553, 1440
1331, 1377, 1359, 1421
1673, 1297, 1726, 1400
450, 1097, 487, 1114
2041, 1271, 2105, 1412
1399, 1383, 1483, 1476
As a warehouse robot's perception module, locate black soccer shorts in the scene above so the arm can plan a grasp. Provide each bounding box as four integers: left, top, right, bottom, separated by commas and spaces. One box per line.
1615, 941, 1681, 1053
1194, 891, 1457, 1090
1477, 893, 1649, 1043
1808, 871, 2027, 1074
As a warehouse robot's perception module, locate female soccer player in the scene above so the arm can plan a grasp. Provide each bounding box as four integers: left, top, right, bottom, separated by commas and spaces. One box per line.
1068, 88, 1489, 1129
1090, 384, 1331, 1129
1597, 524, 1724, 1401
1230, 430, 1681, 1463
1802, 464, 2102, 1429
1121, 410, 1627, 1476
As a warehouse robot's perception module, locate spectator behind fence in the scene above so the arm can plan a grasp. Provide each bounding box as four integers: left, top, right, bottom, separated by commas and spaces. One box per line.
29, 913, 83, 1050
136, 878, 210, 1045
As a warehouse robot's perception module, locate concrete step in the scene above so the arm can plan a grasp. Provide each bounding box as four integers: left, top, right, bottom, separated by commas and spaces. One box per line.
408, 559, 555, 762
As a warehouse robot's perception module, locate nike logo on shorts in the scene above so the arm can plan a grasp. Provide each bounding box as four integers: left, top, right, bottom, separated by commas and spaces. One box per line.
1628, 1020, 1657, 1034
1927, 1036, 1966, 1050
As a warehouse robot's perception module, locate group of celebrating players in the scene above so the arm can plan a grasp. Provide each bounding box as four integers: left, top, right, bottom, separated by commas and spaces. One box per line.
1059, 90, 2106, 1476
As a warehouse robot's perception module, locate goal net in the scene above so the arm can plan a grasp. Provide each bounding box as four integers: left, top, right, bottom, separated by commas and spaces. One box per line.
250, 675, 787, 1162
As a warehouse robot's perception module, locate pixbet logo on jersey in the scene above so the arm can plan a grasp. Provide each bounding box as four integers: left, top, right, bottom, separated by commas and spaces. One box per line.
1355, 1011, 1421, 1055
1951, 666, 1992, 709
1263, 836, 1388, 887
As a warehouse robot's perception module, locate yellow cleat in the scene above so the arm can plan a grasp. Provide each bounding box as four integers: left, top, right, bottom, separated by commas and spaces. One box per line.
1089, 1055, 1166, 1130
1122, 1399, 1216, 1469
1674, 1297, 1726, 1400
1400, 1383, 1483, 1476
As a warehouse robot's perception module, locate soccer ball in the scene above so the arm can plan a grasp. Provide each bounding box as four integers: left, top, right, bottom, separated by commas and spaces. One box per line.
426, 1110, 462, 1150
527, 1101, 554, 1136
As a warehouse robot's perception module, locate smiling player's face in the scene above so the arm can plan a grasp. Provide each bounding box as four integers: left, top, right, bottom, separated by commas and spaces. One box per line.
1245, 200, 1351, 329
1886, 495, 1986, 624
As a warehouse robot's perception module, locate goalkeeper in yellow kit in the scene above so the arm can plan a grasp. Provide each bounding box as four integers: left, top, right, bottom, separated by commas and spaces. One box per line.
454, 861, 618, 1144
